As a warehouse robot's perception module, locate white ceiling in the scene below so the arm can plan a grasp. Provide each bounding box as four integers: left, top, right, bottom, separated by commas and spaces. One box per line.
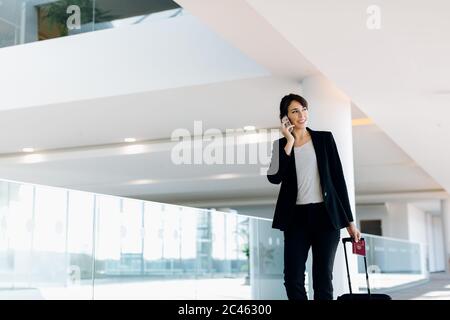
0, 0, 446, 214
352, 123, 441, 194
0, 76, 298, 154
0, 97, 440, 209
236, 1, 450, 199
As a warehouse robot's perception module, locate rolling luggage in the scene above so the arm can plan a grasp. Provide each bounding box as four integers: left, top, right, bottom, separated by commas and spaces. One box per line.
337, 237, 391, 300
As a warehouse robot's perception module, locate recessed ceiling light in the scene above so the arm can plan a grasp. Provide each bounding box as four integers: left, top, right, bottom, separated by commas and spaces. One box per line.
128, 179, 157, 185
352, 118, 373, 126
124, 138, 137, 143
22, 148, 34, 153
244, 126, 256, 131
22, 154, 46, 164
122, 144, 146, 155
212, 173, 240, 180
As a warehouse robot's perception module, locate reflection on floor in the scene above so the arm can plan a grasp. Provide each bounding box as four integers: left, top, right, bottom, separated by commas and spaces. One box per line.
3, 273, 449, 300
389, 272, 450, 300
354, 273, 427, 291
0, 278, 251, 300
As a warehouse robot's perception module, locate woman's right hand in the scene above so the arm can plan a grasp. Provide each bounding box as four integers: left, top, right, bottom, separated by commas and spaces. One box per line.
280, 122, 295, 156
280, 122, 295, 142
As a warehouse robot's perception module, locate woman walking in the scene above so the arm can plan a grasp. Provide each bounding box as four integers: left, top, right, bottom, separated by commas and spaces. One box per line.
267, 93, 361, 300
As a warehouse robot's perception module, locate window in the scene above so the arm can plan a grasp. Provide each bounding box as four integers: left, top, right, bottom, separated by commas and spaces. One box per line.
360, 219, 382, 236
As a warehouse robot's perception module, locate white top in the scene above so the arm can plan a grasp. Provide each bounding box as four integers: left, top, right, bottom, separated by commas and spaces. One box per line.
293, 140, 324, 204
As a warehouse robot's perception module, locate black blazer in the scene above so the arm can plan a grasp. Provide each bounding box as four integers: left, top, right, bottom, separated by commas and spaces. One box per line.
267, 127, 354, 231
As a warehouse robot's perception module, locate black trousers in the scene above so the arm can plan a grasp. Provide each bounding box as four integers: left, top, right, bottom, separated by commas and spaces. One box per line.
283, 202, 340, 300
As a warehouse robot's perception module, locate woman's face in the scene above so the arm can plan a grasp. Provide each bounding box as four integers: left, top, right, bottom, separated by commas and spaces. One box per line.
287, 100, 308, 129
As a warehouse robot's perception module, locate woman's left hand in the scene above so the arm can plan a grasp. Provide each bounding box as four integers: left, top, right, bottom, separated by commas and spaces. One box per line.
346, 222, 361, 243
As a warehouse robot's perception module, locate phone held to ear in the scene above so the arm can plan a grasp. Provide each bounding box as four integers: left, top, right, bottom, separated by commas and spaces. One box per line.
281, 116, 294, 132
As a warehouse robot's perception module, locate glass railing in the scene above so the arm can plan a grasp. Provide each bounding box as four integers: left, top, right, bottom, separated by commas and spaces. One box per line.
0, 178, 289, 300
0, 0, 183, 49
249, 218, 283, 299
351, 233, 427, 293
251, 228, 428, 298
249, 218, 307, 300
0, 176, 427, 299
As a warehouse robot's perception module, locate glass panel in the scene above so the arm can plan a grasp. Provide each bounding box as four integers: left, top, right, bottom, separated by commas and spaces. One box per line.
0, 0, 23, 47
236, 215, 250, 285
196, 209, 212, 279
93, 0, 182, 31
195, 210, 250, 299
3, 176, 431, 300
66, 190, 95, 299
178, 207, 198, 274
0, 181, 10, 289
354, 234, 426, 292
37, 0, 94, 41
92, 194, 121, 298
142, 202, 193, 299
29, 185, 69, 299
0, 0, 183, 49
249, 218, 289, 300
93, 200, 198, 299
93, 196, 149, 299
0, 182, 35, 299
140, 203, 198, 299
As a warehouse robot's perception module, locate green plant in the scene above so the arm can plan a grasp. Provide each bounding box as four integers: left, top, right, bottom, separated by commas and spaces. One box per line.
242, 243, 250, 258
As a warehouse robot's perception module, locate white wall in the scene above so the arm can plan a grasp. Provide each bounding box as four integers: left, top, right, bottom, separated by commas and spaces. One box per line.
358, 202, 431, 274
0, 13, 268, 111
441, 199, 450, 272
430, 215, 445, 272
407, 204, 428, 274
385, 202, 409, 240
359, 201, 441, 273
426, 213, 435, 272
407, 204, 428, 247
355, 204, 388, 236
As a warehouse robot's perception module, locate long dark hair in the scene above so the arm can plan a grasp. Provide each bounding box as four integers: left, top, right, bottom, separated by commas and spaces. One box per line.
279, 93, 309, 120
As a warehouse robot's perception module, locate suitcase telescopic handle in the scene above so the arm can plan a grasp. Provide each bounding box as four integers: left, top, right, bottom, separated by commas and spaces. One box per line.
342, 237, 365, 243
342, 237, 371, 296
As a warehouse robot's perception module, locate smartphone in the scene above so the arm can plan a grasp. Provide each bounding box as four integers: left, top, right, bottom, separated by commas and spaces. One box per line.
281, 116, 294, 132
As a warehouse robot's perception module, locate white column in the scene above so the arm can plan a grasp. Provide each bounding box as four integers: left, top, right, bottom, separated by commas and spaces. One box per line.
426, 212, 435, 272
440, 199, 450, 273
385, 202, 409, 240
301, 74, 355, 298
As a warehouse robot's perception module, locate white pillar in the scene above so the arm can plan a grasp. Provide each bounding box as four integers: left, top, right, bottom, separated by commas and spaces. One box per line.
385, 202, 409, 240
426, 212, 435, 272
440, 199, 450, 273
301, 74, 356, 298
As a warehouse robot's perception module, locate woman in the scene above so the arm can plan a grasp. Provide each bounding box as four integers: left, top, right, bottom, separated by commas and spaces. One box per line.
267, 93, 361, 300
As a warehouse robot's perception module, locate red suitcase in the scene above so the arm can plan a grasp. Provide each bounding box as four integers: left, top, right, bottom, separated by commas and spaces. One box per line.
337, 237, 391, 300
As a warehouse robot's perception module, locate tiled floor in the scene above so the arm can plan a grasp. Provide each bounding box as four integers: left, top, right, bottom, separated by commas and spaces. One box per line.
390, 272, 450, 300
